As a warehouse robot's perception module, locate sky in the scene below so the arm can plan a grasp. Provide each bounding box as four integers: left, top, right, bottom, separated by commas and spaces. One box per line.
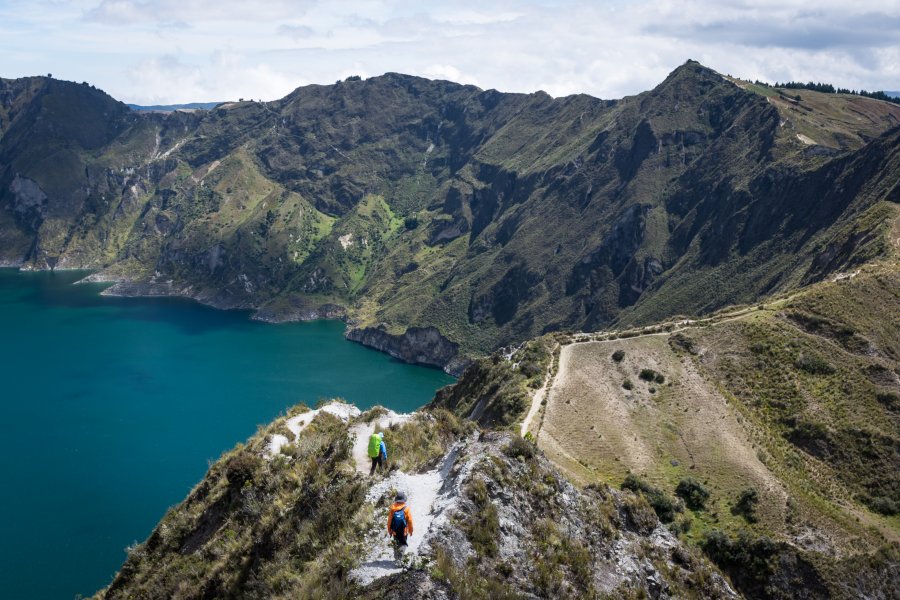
1, 0, 898, 104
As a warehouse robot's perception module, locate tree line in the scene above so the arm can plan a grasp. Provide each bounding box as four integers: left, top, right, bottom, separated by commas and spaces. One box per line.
751, 79, 899, 105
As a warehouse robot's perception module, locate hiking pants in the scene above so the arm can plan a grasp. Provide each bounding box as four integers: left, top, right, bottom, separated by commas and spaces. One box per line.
392, 532, 408, 561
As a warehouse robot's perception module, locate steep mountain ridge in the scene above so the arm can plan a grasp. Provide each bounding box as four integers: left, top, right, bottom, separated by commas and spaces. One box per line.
2, 63, 899, 369
92, 402, 740, 600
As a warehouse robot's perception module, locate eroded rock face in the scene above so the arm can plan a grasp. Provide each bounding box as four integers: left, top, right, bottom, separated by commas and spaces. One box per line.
9, 175, 47, 224
363, 431, 738, 600
345, 325, 468, 375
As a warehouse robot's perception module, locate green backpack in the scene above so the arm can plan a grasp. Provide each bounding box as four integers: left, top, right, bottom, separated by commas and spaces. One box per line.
368, 433, 382, 458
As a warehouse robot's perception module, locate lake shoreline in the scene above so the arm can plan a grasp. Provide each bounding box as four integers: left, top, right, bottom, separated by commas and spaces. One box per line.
2, 266, 468, 375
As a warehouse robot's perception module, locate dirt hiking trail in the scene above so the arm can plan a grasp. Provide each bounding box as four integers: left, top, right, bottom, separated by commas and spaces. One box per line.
346, 409, 460, 586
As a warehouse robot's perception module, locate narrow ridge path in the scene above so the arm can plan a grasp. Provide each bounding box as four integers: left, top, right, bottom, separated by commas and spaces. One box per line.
348, 410, 458, 586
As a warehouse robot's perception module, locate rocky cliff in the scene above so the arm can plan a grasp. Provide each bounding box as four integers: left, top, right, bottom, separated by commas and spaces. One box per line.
345, 326, 470, 375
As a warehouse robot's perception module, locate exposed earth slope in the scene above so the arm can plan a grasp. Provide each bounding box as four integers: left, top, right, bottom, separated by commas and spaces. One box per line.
2, 62, 899, 370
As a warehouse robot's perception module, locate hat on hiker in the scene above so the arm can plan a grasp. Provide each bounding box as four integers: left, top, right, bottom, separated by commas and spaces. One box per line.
394, 491, 407, 503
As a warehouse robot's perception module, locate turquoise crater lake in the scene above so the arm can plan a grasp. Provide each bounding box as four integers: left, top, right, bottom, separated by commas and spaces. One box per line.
0, 270, 454, 599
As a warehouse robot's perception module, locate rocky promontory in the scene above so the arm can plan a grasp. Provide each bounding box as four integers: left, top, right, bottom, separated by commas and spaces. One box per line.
345, 325, 471, 376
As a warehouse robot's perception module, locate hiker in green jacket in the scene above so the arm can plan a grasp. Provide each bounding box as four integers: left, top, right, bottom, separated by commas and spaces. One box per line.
368, 431, 385, 476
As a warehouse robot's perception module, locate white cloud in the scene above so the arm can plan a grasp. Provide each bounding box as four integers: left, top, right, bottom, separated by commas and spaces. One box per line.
127, 51, 301, 103
421, 64, 480, 87
84, 0, 316, 24
1, 0, 897, 104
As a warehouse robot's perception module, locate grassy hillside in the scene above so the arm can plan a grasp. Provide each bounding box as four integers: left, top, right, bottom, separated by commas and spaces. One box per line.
496, 228, 900, 598
2, 64, 899, 368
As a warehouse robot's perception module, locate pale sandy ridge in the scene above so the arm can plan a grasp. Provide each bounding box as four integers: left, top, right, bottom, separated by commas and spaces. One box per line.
266, 402, 454, 586
264, 402, 360, 457
350, 457, 452, 585
348, 411, 412, 473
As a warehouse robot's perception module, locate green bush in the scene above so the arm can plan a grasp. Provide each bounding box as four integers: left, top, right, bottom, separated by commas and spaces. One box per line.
225, 452, 262, 488
669, 333, 697, 354
675, 477, 711, 511
864, 495, 898, 516
612, 349, 626, 362
622, 378, 634, 390
465, 479, 499, 557
875, 391, 898, 411
623, 493, 658, 533
505, 435, 536, 461
794, 352, 835, 375
639, 368, 657, 382
701, 530, 778, 595
622, 474, 680, 522
732, 487, 760, 522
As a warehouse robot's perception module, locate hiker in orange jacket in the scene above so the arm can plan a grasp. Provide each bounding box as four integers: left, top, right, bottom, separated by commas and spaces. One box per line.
387, 491, 413, 561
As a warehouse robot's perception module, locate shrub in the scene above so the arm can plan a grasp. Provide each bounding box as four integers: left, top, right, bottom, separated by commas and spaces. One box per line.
676, 477, 711, 511
505, 435, 536, 460
622, 378, 634, 390
465, 479, 500, 557
623, 493, 658, 534
431, 545, 519, 600
622, 474, 680, 522
875, 391, 898, 411
225, 452, 262, 488
639, 368, 657, 382
795, 352, 835, 375
701, 530, 778, 594
531, 520, 596, 596
612, 349, 626, 362
732, 487, 760, 522
669, 333, 697, 354
865, 495, 898, 516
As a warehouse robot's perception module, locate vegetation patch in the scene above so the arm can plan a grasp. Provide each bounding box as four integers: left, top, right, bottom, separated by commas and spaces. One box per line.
463, 479, 500, 558
731, 488, 760, 523
622, 474, 681, 523
639, 368, 665, 384
432, 337, 554, 428
430, 545, 519, 600
97, 407, 368, 599
381, 409, 470, 473
530, 519, 596, 598
675, 478, 711, 511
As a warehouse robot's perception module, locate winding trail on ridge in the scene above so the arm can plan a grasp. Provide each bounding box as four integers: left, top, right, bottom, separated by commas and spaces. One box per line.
265, 403, 457, 585
348, 411, 457, 586
520, 352, 556, 437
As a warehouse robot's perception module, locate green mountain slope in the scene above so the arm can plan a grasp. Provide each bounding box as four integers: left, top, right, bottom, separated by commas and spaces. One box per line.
2, 64, 899, 370
436, 239, 900, 599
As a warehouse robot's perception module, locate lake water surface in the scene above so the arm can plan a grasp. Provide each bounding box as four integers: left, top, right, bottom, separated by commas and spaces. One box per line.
0, 270, 454, 599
